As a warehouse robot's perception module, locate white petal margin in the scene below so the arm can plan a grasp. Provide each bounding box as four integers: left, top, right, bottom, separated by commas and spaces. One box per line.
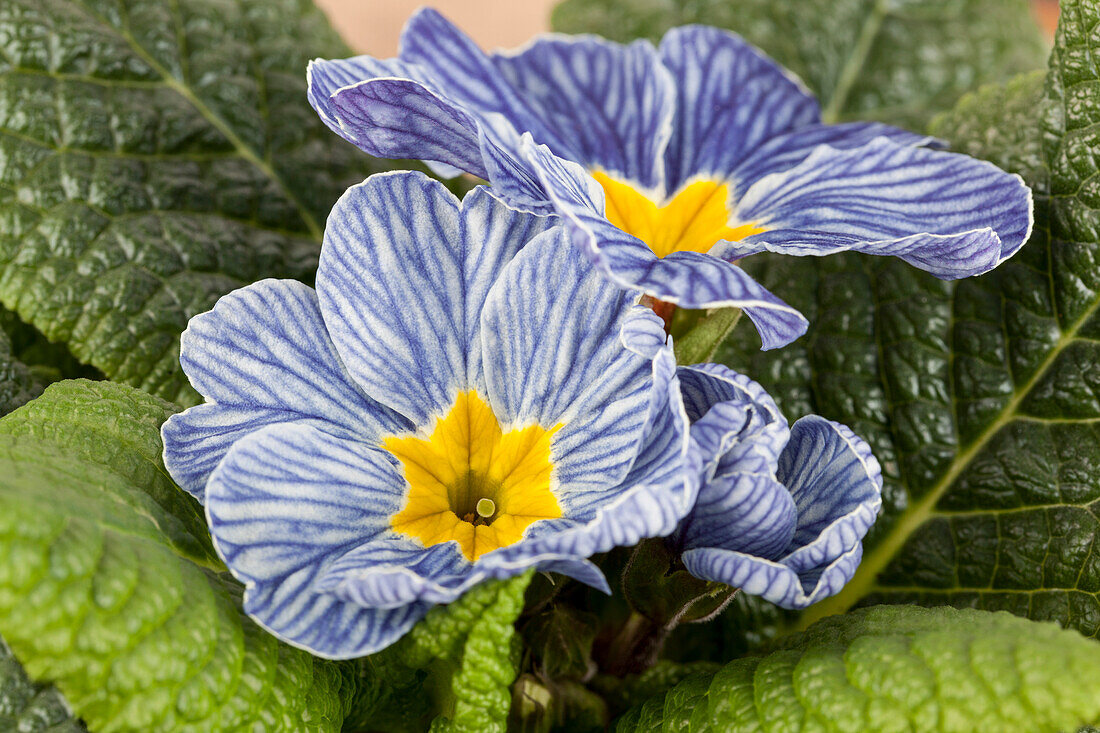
520, 137, 809, 350
727, 137, 1034, 278
163, 279, 408, 502
206, 422, 428, 658
316, 536, 615, 606
316, 172, 556, 426
680, 416, 882, 609
480, 227, 654, 499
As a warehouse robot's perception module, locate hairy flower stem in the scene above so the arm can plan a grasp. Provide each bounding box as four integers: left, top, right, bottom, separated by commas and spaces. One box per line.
605, 540, 740, 674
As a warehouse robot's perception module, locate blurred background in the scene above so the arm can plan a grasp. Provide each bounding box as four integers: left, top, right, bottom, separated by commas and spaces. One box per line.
315, 0, 1060, 55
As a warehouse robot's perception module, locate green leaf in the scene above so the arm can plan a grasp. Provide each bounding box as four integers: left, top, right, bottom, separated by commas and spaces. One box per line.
551, 0, 1047, 128
347, 573, 532, 733
524, 606, 598, 680
0, 380, 354, 731
717, 0, 1100, 640
0, 0, 393, 405
616, 606, 1100, 732
1, 634, 86, 732
0, 320, 45, 416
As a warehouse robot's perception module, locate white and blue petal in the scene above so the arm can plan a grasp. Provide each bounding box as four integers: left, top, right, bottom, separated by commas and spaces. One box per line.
308, 55, 418, 142
162, 279, 408, 501
329, 78, 490, 178
491, 34, 675, 189
316, 172, 555, 425
206, 422, 426, 658
724, 122, 940, 198
522, 139, 808, 349
480, 227, 654, 498
726, 137, 1034, 278
484, 343, 697, 571
658, 25, 819, 193
680, 415, 882, 609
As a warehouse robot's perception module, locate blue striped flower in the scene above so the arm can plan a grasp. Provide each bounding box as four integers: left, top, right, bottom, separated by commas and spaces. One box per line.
160, 172, 697, 658
672, 363, 882, 608
308, 9, 1032, 350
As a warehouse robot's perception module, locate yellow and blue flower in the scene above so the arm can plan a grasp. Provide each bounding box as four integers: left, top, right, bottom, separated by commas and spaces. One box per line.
308, 9, 1032, 349
673, 363, 882, 607
160, 172, 697, 658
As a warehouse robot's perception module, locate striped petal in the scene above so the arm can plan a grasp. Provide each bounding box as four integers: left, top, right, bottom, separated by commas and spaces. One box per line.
316, 173, 555, 425
308, 55, 416, 143
681, 453, 797, 560
522, 139, 808, 349
164, 279, 408, 501
681, 542, 864, 610
163, 404, 325, 503
780, 417, 882, 564
726, 122, 940, 198
727, 137, 1034, 278
483, 342, 697, 570
480, 227, 654, 499
206, 422, 428, 658
679, 415, 882, 609
658, 25, 819, 193
329, 78, 489, 178
490, 35, 675, 189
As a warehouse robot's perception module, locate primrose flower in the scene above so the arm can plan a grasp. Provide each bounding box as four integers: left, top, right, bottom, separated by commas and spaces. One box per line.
307, 9, 1032, 349
161, 172, 696, 658
672, 363, 882, 608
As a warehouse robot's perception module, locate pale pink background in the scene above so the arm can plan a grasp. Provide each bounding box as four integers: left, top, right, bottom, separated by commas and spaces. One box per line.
313, 0, 557, 56
314, 0, 1058, 55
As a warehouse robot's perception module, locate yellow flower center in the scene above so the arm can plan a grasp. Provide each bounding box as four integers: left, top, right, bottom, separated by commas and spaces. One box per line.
385, 390, 563, 562
592, 171, 767, 258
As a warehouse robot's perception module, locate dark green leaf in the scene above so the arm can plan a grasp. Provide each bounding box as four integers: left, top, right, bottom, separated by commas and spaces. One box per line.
551, 0, 1046, 127
0, 319, 44, 416
0, 0, 393, 404
0, 634, 86, 732
717, 0, 1100, 639
616, 606, 1100, 732
0, 380, 354, 731
524, 606, 598, 680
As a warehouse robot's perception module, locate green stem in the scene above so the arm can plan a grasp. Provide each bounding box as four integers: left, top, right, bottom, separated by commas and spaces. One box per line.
822, 0, 889, 123
673, 308, 742, 365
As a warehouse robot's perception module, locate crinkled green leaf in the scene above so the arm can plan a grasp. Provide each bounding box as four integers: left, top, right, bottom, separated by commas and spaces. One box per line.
0, 379, 217, 564
551, 0, 1046, 127
347, 573, 532, 733
0, 379, 354, 731
617, 606, 1100, 732
0, 0, 394, 405
1, 634, 86, 732
715, 0, 1100, 640
0, 320, 44, 416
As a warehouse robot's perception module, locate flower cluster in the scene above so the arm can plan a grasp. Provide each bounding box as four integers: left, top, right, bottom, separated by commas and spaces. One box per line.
162, 9, 1030, 658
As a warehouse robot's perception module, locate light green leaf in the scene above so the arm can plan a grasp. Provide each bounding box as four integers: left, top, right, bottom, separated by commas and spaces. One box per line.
0, 0, 392, 405
616, 606, 1100, 732
1, 634, 86, 732
551, 0, 1046, 127
717, 0, 1100, 639
348, 573, 532, 733
0, 380, 354, 731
